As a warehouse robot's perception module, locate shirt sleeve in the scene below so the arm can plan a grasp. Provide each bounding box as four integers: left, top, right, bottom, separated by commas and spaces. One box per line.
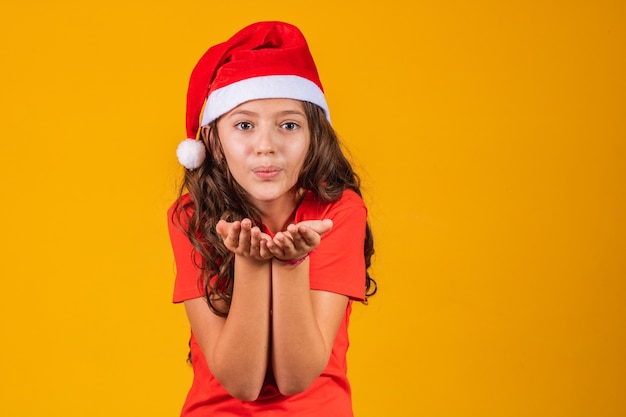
167, 197, 206, 303
303, 190, 368, 301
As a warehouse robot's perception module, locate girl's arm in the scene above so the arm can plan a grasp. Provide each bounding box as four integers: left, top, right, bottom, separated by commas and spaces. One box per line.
184, 219, 272, 401
267, 221, 349, 396
270, 258, 349, 396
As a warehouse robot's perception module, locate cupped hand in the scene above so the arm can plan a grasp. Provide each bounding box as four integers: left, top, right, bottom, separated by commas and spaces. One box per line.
268, 219, 333, 261
216, 218, 273, 261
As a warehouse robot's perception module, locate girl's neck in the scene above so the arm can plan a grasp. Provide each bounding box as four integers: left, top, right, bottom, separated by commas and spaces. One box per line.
258, 188, 306, 234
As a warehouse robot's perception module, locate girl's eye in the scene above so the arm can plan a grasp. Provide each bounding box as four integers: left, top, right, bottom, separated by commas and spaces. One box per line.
281, 122, 299, 131
235, 122, 253, 131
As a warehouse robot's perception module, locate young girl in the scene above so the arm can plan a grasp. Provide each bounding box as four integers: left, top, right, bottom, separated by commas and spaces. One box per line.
168, 21, 375, 416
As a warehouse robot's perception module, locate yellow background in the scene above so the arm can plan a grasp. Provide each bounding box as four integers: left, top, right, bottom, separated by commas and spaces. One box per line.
1, 1, 624, 416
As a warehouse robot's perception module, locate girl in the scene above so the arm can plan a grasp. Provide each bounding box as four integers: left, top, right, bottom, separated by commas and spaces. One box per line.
168, 21, 375, 416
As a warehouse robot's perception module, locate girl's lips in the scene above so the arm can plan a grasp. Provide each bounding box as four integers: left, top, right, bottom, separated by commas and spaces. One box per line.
252, 166, 281, 180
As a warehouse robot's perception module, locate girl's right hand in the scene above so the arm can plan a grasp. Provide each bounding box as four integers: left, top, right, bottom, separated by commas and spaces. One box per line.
216, 218, 273, 261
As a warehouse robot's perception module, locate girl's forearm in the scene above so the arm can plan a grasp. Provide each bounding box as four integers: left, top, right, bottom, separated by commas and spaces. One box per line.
211, 256, 272, 401
270, 259, 330, 396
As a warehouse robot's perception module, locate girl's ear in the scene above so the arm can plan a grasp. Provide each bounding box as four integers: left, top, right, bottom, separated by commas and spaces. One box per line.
201, 125, 223, 163
200, 125, 211, 148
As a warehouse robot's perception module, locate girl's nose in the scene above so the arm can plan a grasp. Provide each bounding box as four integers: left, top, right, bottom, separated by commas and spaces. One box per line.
255, 127, 275, 155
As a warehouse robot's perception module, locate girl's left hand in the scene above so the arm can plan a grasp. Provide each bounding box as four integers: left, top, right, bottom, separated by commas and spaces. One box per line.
268, 219, 333, 262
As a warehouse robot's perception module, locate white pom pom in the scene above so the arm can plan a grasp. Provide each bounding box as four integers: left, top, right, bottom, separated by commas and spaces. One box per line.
176, 138, 206, 169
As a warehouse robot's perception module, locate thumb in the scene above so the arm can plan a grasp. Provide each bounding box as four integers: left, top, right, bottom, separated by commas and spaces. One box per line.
301, 219, 333, 235
216, 219, 229, 238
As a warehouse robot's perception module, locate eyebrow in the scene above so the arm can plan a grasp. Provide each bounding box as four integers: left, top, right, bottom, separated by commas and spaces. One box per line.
226, 109, 306, 118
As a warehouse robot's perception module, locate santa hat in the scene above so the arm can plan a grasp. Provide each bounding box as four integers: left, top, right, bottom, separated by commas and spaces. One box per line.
176, 21, 330, 169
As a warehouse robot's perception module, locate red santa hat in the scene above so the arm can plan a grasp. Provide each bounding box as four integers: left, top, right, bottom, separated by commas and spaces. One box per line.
176, 21, 330, 169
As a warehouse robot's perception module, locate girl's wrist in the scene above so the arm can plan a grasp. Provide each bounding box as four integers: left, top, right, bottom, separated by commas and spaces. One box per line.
235, 253, 272, 267
274, 253, 310, 266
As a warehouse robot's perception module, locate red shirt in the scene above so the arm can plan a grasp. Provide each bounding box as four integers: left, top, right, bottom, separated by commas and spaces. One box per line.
168, 189, 367, 416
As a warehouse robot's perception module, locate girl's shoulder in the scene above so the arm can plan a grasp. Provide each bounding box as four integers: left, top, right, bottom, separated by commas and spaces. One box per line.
168, 193, 193, 212
302, 188, 363, 204
167, 193, 195, 228
336, 188, 364, 204
312, 188, 365, 204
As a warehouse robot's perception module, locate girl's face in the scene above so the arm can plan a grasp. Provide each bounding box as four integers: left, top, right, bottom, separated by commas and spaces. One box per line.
216, 98, 310, 209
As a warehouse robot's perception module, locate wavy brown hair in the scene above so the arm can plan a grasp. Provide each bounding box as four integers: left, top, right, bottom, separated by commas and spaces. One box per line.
171, 101, 376, 316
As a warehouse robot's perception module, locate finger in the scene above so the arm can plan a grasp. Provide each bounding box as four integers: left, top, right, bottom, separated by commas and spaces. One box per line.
216, 219, 230, 239
267, 243, 287, 259
279, 230, 294, 242
250, 226, 263, 254
268, 233, 291, 258
287, 223, 307, 248
318, 219, 333, 234
302, 219, 333, 235
297, 226, 321, 248
259, 238, 272, 259
237, 219, 253, 253
273, 231, 296, 251
224, 220, 241, 249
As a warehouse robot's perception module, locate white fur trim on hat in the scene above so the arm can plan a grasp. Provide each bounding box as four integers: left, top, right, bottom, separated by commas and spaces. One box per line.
176, 138, 206, 170
201, 75, 330, 126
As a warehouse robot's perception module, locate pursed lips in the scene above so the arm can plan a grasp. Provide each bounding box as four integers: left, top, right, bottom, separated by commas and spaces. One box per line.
252, 166, 282, 180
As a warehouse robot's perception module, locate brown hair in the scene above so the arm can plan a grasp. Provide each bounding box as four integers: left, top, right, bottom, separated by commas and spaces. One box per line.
172, 101, 376, 316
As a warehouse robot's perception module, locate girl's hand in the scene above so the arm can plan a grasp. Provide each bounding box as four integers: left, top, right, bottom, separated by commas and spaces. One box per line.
216, 218, 273, 261
268, 219, 333, 262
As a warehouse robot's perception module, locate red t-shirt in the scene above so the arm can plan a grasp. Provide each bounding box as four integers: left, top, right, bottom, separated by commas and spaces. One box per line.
168, 189, 367, 417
